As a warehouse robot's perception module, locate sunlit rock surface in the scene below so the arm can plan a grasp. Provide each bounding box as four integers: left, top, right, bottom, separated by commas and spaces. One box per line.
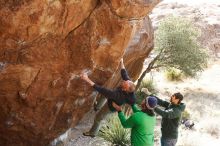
0, 0, 160, 145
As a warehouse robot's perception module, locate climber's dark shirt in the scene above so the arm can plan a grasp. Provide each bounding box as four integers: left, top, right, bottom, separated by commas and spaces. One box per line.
93, 69, 136, 111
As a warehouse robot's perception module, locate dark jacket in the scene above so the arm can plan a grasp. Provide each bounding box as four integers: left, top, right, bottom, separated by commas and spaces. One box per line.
93, 69, 136, 111
154, 96, 186, 139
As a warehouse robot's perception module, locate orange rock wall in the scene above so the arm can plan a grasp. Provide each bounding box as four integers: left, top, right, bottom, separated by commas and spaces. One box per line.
0, 0, 160, 145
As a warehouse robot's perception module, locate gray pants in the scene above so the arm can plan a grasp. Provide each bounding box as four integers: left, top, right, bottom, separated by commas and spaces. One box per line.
89, 101, 113, 135
161, 138, 177, 146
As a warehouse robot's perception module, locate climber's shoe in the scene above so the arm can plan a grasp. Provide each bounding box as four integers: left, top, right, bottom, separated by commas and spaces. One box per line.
83, 131, 95, 138
93, 101, 100, 112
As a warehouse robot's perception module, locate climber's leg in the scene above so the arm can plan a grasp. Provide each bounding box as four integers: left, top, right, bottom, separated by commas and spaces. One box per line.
83, 103, 112, 137
94, 95, 107, 111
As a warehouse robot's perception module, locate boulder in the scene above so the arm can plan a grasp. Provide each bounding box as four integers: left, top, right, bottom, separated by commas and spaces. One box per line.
0, 0, 160, 145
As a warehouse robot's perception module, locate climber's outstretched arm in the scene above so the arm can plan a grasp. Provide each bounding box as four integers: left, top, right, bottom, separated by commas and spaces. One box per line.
80, 73, 117, 99
120, 58, 130, 81
80, 73, 95, 86
120, 58, 125, 69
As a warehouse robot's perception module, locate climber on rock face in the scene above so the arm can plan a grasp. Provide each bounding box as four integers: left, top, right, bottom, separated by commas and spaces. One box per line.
80, 58, 136, 137
80, 58, 136, 112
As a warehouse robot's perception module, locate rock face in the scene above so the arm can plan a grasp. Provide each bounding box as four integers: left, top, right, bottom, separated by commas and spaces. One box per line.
0, 0, 160, 145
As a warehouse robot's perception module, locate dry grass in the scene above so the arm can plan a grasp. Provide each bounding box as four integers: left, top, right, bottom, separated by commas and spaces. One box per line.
178, 130, 220, 146
177, 91, 220, 146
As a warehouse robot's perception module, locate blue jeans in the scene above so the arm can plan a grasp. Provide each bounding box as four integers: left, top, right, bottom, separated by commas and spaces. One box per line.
161, 137, 177, 146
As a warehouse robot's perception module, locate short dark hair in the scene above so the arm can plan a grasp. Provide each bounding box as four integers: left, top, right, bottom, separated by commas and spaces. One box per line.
173, 92, 183, 104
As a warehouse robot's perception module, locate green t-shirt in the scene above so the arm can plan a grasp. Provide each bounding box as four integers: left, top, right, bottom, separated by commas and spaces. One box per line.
118, 105, 156, 146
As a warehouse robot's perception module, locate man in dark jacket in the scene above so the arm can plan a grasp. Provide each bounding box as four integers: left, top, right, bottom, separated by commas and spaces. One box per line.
80, 59, 136, 137
154, 92, 186, 146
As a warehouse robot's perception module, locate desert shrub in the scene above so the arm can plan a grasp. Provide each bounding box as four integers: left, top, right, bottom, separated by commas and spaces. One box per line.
139, 79, 156, 93
165, 68, 183, 81
135, 89, 146, 105
98, 114, 130, 146
181, 110, 191, 121
136, 79, 157, 105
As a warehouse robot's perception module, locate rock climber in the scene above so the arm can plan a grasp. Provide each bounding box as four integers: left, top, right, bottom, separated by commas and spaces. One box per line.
80, 58, 136, 137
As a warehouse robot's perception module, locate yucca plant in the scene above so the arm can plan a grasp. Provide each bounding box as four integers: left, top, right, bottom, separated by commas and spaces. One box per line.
98, 114, 131, 146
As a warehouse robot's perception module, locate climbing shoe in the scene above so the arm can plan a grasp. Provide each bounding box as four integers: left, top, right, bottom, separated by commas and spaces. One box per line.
83, 131, 95, 138
93, 101, 100, 111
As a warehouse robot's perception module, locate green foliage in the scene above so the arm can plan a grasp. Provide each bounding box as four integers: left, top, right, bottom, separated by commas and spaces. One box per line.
154, 16, 208, 77
99, 114, 130, 146
136, 90, 146, 105
136, 79, 157, 104
165, 68, 183, 81
139, 79, 156, 93
182, 110, 191, 120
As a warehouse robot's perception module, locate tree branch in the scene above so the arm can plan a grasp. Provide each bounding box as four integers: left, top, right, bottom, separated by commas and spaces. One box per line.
135, 54, 160, 91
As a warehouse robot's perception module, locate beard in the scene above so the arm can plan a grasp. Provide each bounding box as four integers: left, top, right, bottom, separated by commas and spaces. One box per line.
170, 98, 175, 104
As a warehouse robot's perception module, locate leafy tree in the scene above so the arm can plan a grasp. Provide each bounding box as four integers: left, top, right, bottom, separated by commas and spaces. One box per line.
136, 16, 208, 90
